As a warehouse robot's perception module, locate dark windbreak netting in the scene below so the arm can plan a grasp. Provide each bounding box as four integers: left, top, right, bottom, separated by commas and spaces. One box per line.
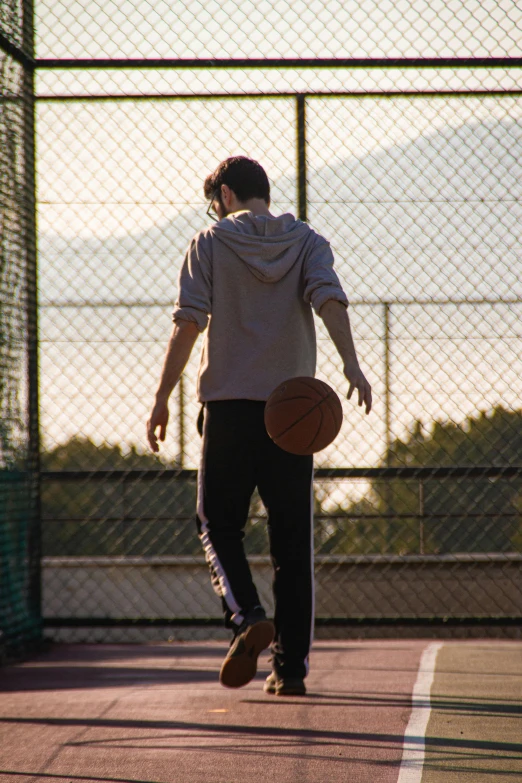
0, 16, 41, 660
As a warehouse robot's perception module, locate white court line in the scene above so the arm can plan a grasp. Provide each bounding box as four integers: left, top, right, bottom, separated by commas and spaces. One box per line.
397, 642, 443, 783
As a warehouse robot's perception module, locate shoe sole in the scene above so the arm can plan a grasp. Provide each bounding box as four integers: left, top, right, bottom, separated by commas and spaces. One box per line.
264, 681, 307, 696
220, 620, 275, 689
275, 685, 307, 696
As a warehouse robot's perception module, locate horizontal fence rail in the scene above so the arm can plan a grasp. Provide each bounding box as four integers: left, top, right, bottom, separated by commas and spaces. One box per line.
34, 57, 522, 69
41, 467, 522, 481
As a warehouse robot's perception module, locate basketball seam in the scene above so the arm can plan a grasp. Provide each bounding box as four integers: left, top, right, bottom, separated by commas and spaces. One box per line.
303, 405, 324, 453
266, 394, 318, 409
271, 390, 337, 440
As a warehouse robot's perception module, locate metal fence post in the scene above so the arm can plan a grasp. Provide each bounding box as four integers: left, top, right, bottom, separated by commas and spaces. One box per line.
178, 374, 185, 469
419, 479, 425, 554
296, 94, 307, 222
383, 302, 393, 549
383, 302, 392, 464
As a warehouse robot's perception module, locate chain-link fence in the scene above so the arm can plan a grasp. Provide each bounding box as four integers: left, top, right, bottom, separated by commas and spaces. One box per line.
4, 0, 522, 644
0, 0, 41, 660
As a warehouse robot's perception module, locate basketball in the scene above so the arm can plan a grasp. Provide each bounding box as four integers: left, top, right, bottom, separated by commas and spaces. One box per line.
264, 377, 343, 455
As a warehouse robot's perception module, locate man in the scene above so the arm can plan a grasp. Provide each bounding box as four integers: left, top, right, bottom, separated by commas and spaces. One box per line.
147, 156, 371, 696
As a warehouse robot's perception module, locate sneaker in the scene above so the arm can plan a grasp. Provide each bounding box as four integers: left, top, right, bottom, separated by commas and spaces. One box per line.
263, 671, 307, 696
219, 619, 275, 689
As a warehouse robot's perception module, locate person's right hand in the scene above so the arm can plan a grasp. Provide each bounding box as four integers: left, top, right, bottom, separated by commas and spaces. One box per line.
147, 398, 169, 452
344, 360, 372, 414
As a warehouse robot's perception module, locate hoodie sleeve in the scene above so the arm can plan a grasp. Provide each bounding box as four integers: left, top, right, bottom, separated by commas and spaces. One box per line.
303, 235, 349, 314
172, 233, 212, 332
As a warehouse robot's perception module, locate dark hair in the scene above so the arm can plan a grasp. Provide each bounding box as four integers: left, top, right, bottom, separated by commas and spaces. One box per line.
204, 156, 270, 204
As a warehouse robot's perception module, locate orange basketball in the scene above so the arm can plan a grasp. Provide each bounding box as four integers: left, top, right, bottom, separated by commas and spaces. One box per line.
264, 377, 343, 455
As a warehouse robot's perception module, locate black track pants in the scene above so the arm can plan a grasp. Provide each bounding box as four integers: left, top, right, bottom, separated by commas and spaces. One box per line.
196, 399, 314, 680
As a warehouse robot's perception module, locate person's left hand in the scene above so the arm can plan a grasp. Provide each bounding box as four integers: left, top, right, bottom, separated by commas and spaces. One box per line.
344, 360, 372, 415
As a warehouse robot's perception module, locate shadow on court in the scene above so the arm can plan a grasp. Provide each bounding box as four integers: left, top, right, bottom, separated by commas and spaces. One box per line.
1, 713, 521, 754
0, 665, 219, 693
0, 643, 229, 692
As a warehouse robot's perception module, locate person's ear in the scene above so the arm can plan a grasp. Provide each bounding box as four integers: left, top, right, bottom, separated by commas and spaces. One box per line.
221, 184, 231, 207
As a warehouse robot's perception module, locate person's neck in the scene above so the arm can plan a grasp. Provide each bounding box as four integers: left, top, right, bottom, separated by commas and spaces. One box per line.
234, 198, 273, 218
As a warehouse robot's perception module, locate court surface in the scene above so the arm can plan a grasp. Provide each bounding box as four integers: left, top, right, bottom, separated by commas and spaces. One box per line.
0, 640, 521, 782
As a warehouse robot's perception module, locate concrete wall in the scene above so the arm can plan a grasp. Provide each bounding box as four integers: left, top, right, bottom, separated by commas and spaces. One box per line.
42, 555, 522, 637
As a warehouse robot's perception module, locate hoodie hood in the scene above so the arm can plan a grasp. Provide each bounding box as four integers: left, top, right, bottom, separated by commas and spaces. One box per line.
211, 211, 313, 283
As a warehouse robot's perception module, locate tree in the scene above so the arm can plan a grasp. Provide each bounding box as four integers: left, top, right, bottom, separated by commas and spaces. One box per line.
377, 407, 522, 553
41, 437, 198, 556
313, 407, 522, 556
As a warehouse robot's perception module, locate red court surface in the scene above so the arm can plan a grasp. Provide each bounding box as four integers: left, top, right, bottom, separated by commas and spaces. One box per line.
0, 640, 521, 782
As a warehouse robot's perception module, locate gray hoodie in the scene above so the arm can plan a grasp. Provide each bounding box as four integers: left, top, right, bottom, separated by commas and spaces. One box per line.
172, 211, 348, 402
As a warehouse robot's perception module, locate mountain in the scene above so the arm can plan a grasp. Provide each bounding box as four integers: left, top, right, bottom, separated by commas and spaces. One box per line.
38, 113, 522, 305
